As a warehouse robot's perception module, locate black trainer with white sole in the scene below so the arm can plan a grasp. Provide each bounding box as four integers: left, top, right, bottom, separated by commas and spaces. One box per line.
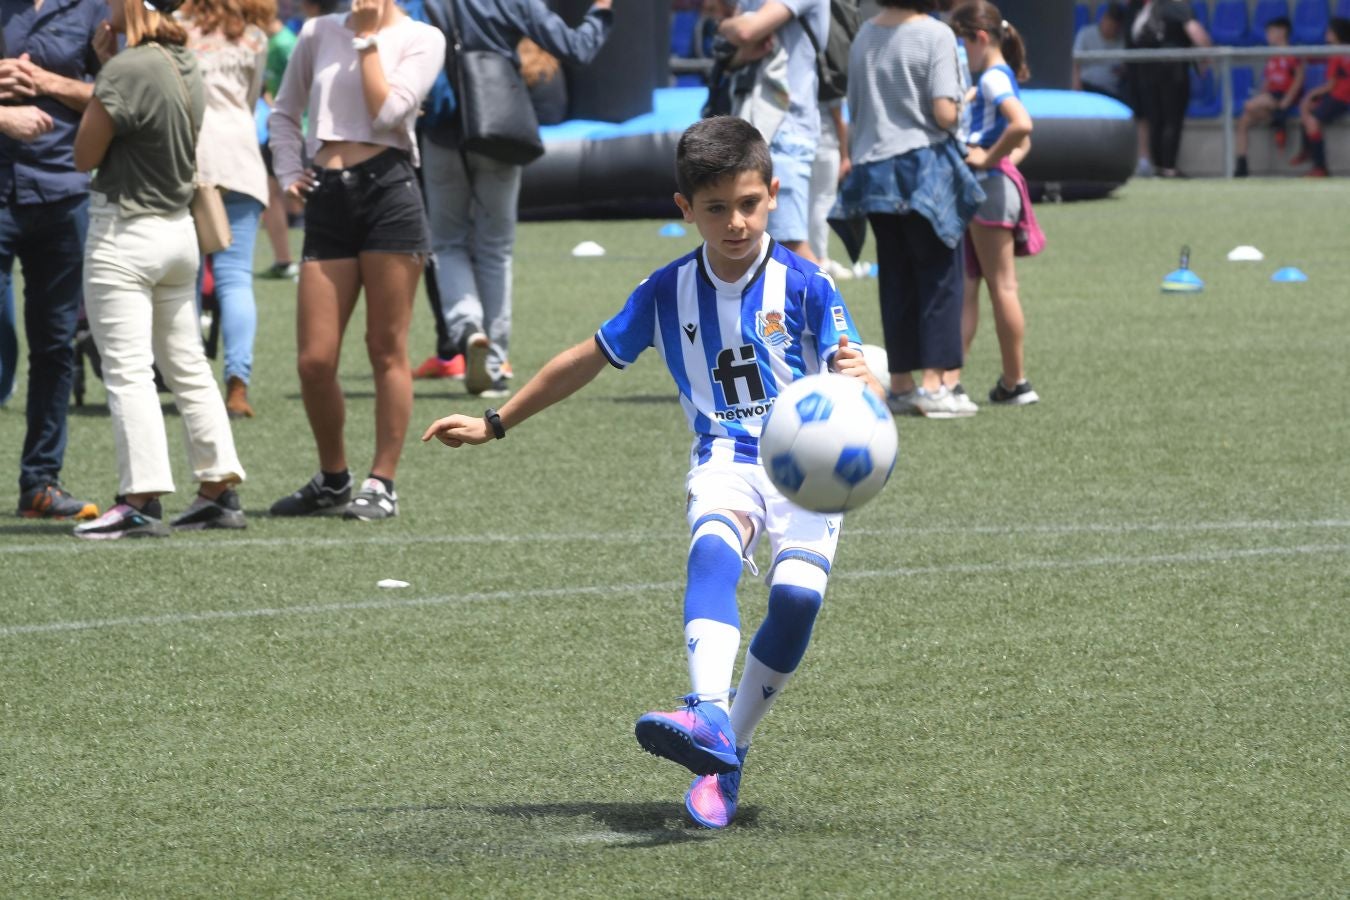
989, 378, 1040, 406
270, 473, 352, 516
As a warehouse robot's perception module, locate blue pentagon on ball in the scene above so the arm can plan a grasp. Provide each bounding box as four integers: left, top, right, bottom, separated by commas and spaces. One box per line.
862, 389, 889, 421
835, 446, 873, 485
770, 453, 806, 493
795, 392, 834, 424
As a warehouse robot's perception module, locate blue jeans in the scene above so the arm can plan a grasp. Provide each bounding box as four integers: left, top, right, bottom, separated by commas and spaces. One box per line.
0, 282, 15, 405
0, 195, 88, 492
207, 192, 263, 383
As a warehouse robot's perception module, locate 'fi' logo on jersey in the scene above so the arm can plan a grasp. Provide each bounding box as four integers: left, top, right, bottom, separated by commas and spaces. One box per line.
756, 310, 791, 349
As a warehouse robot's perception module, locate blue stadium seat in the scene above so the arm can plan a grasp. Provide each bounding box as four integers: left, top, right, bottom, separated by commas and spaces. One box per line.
1249, 0, 1290, 44
1209, 0, 1249, 44
1231, 65, 1255, 111
671, 11, 699, 58
1292, 0, 1330, 45
1303, 61, 1328, 93
1187, 68, 1223, 117
1192, 0, 1211, 31
1074, 3, 1091, 33
1338, 0, 1350, 21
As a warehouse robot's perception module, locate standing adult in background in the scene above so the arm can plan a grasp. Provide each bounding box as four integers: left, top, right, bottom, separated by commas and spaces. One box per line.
1073, 2, 1128, 103
418, 0, 614, 399
833, 0, 982, 418
0, 0, 105, 520
1130, 0, 1209, 179
717, 0, 827, 264
268, 0, 444, 521
182, 0, 273, 420
73, 0, 248, 539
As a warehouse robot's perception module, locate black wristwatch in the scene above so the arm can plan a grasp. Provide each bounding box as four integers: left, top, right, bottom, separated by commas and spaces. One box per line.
484, 408, 506, 440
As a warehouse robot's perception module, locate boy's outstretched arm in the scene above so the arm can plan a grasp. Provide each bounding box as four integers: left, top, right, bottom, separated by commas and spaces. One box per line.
422, 338, 609, 447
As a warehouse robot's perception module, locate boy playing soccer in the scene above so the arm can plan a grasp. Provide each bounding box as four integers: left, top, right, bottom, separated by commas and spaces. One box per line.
422, 116, 883, 829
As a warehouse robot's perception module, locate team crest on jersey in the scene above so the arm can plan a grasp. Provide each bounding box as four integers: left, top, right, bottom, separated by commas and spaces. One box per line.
756, 311, 791, 349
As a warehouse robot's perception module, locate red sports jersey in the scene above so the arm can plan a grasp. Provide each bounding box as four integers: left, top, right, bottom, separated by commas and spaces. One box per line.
1330, 56, 1350, 103
1263, 55, 1301, 95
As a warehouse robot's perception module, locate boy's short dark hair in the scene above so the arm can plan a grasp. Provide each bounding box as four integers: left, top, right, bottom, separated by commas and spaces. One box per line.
675, 117, 774, 200
1265, 16, 1292, 33
1102, 2, 1127, 23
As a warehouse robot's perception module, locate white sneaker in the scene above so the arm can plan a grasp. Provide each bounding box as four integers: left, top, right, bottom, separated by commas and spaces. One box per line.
464, 332, 492, 396
911, 386, 970, 419
949, 384, 980, 416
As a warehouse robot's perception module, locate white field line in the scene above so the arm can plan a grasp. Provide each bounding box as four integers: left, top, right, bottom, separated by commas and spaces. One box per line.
2, 518, 1348, 556
1, 542, 1345, 639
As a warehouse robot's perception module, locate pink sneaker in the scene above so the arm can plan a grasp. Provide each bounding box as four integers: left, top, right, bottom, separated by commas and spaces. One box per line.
634, 694, 740, 775
686, 748, 744, 828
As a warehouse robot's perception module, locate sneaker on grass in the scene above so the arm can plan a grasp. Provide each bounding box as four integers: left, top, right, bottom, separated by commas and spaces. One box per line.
17, 482, 99, 520
635, 694, 741, 776
73, 499, 170, 540
270, 473, 352, 517
988, 378, 1040, 406
950, 383, 980, 416
464, 332, 492, 396
171, 489, 246, 530
686, 746, 746, 828
911, 385, 971, 419
343, 478, 398, 522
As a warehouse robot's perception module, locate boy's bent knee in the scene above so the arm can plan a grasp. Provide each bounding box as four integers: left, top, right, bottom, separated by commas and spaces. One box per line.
692, 512, 744, 554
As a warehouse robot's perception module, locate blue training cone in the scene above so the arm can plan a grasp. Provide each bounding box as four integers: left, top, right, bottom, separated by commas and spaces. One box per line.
1271, 266, 1308, 283
1162, 245, 1204, 293
659, 222, 687, 238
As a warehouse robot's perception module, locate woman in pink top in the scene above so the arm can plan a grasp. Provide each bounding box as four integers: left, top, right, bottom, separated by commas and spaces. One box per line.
181, 0, 273, 420
267, 0, 444, 521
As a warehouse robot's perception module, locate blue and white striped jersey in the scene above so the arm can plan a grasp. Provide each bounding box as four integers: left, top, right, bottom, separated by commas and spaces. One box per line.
968, 63, 1019, 149
595, 236, 862, 447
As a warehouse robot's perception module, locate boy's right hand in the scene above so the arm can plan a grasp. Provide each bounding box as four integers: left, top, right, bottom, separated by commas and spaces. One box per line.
422, 414, 493, 448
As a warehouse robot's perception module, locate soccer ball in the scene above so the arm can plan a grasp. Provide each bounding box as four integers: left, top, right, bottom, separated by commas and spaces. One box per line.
760, 373, 898, 513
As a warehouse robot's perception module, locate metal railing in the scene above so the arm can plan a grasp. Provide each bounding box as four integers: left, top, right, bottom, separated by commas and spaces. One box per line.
1073, 44, 1344, 178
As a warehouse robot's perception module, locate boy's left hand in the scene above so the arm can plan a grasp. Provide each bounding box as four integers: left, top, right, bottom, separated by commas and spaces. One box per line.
832, 336, 884, 401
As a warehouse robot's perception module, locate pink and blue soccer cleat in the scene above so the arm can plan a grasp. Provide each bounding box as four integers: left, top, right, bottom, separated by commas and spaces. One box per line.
686, 746, 746, 828
634, 694, 741, 775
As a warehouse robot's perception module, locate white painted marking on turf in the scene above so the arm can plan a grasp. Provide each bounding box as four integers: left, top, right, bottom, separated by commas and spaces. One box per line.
2, 518, 1348, 556
2, 543, 1345, 639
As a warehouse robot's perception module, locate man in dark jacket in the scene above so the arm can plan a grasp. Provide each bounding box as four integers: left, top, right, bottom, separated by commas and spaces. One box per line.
1, 0, 108, 519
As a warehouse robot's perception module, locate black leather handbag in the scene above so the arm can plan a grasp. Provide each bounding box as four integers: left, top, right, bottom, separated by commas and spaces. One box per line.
428, 0, 544, 165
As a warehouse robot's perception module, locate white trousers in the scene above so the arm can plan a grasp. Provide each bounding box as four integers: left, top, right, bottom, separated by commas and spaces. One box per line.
83, 194, 245, 497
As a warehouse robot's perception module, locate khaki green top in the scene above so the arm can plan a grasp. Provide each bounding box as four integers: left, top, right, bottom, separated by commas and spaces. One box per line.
92, 42, 204, 217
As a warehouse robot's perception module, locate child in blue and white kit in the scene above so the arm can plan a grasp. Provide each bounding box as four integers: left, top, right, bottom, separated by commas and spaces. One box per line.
423, 116, 885, 829
947, 0, 1044, 410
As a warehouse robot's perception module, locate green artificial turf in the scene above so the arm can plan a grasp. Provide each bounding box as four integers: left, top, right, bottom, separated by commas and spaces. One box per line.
0, 180, 1346, 898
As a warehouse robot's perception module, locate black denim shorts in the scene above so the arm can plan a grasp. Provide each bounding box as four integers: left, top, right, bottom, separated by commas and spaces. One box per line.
301, 150, 429, 261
